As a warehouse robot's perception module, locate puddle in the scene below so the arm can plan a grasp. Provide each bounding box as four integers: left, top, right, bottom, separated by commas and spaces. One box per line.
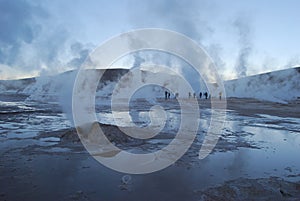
7, 132, 38, 139
0, 95, 300, 201
39, 137, 61, 142
46, 147, 71, 153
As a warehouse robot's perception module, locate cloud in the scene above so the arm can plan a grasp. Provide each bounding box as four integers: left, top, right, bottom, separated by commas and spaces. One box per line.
207, 43, 226, 75
128, 0, 215, 41
126, 0, 220, 90
0, 0, 92, 78
67, 42, 93, 69
284, 55, 300, 68
0, 0, 46, 65
0, 64, 39, 79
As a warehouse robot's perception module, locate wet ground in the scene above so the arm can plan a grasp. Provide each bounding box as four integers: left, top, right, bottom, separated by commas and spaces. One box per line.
0, 94, 300, 201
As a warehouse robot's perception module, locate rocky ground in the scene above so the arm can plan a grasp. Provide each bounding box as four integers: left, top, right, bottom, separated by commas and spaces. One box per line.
0, 98, 299, 201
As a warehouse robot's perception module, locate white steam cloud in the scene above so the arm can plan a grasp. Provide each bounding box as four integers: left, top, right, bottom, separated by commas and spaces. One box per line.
0, 0, 92, 79
233, 15, 253, 78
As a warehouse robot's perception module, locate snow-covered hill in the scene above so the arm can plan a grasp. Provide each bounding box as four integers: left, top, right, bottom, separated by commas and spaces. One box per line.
0, 67, 299, 103
223, 67, 300, 103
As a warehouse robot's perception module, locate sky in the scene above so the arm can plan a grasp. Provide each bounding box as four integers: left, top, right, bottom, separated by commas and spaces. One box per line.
0, 0, 300, 80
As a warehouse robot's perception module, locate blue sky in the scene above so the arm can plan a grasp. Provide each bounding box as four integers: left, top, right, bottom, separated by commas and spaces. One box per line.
0, 0, 299, 79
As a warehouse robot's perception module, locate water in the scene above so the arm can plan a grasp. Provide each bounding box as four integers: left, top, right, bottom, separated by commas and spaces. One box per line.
0, 94, 299, 200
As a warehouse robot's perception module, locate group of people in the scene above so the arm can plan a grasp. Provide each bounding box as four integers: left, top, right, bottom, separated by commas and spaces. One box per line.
164, 91, 171, 100
192, 92, 222, 100
165, 91, 222, 100
189, 92, 209, 99
198, 92, 209, 99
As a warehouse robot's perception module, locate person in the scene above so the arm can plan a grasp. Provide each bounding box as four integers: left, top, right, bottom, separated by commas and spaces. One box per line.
219, 91, 222, 100
199, 92, 202, 99
165, 91, 168, 100
188, 92, 191, 99
168, 92, 171, 99
193, 92, 196, 99
204, 92, 208, 99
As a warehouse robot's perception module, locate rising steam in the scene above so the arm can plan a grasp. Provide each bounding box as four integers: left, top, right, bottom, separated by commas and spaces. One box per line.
233, 15, 253, 78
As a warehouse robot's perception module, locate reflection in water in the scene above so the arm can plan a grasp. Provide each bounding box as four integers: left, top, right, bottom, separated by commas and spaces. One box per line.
0, 95, 300, 200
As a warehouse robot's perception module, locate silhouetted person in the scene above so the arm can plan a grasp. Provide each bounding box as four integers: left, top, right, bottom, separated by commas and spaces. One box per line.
168, 92, 171, 99
193, 93, 196, 99
204, 92, 208, 99
188, 92, 191, 99
199, 92, 202, 99
165, 91, 168, 100
219, 92, 222, 100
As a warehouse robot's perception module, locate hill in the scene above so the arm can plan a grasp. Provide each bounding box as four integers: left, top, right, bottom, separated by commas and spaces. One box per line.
0, 67, 299, 103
